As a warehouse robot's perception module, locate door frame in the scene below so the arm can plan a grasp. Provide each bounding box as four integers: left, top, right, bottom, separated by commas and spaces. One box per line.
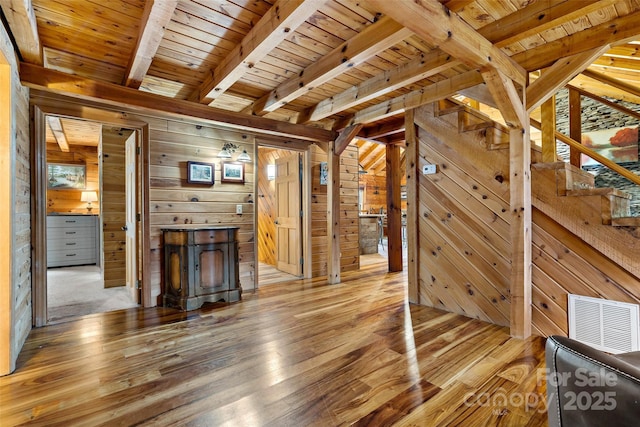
31, 98, 150, 326
253, 140, 312, 290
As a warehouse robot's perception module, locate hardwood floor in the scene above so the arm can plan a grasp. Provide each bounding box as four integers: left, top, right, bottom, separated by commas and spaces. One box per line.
0, 261, 548, 426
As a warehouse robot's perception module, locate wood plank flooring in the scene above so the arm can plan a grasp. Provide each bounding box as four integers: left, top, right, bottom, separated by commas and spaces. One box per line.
0, 261, 548, 426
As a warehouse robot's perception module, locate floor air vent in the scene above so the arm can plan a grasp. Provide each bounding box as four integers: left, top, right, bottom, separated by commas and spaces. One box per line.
568, 294, 639, 354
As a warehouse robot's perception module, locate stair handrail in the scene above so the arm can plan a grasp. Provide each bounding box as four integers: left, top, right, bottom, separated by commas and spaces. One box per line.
530, 118, 640, 187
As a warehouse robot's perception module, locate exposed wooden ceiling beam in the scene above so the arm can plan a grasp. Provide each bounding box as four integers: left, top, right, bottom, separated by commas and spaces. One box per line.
20, 63, 335, 143
514, 11, 640, 72
0, 0, 42, 64
581, 68, 640, 99
368, 0, 526, 87
298, 51, 459, 124
363, 146, 386, 172
247, 15, 413, 115
569, 74, 640, 104
526, 46, 610, 113
337, 70, 484, 128
189, 0, 322, 104
46, 116, 69, 152
479, 0, 615, 48
123, 0, 178, 88
360, 116, 405, 139
334, 124, 362, 156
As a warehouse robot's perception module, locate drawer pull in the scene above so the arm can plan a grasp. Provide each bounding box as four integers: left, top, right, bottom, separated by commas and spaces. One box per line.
65, 243, 76, 246
65, 231, 76, 234
65, 254, 77, 257
64, 220, 76, 223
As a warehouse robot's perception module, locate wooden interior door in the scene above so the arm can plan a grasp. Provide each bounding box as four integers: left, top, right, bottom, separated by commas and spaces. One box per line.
275, 153, 302, 276
124, 132, 139, 302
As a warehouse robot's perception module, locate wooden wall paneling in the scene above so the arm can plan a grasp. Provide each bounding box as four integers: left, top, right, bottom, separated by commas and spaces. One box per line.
418, 186, 510, 325
310, 144, 359, 278
256, 147, 286, 266
101, 127, 131, 288
412, 103, 516, 328
532, 208, 640, 336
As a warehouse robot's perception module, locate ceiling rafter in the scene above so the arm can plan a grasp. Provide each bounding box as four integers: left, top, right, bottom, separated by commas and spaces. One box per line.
245, 15, 413, 116
297, 50, 460, 124
527, 46, 610, 113
189, 0, 323, 104
582, 68, 640, 99
514, 11, 640, 72
360, 116, 405, 139
336, 69, 484, 129
0, 0, 41, 64
367, 0, 526, 87
479, 0, 617, 48
123, 0, 178, 88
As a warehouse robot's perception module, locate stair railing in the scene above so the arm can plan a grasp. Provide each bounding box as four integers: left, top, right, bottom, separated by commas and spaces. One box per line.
530, 118, 640, 187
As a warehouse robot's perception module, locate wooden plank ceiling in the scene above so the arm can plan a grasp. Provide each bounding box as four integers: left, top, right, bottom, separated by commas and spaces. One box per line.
5, 0, 640, 174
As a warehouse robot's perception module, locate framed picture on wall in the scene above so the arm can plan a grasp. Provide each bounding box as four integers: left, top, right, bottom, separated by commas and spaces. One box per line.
221, 162, 245, 184
47, 163, 86, 189
187, 161, 214, 185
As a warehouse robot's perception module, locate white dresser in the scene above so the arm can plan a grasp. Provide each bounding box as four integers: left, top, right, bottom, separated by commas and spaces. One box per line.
47, 215, 100, 268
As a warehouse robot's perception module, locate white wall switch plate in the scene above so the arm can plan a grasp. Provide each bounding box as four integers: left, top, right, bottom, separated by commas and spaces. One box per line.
423, 164, 437, 175
236, 204, 243, 214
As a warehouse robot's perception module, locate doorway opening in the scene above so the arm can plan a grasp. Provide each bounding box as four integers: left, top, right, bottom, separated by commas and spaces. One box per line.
43, 117, 140, 322
255, 144, 311, 288
32, 100, 151, 327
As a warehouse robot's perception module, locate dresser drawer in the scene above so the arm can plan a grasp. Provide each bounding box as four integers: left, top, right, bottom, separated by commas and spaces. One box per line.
48, 249, 96, 267
47, 215, 95, 228
47, 215, 99, 268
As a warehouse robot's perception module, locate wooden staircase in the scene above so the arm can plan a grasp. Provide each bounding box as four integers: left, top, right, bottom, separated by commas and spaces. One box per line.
435, 99, 510, 150
532, 162, 640, 227
434, 98, 640, 229
430, 98, 640, 280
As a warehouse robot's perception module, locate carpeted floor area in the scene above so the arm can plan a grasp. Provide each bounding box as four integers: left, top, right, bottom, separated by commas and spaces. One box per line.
47, 266, 138, 322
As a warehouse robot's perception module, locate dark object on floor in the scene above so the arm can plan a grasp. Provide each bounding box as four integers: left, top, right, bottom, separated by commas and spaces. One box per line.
546, 335, 640, 426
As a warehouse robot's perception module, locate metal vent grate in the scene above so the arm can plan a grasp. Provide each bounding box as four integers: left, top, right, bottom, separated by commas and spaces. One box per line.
568, 294, 639, 354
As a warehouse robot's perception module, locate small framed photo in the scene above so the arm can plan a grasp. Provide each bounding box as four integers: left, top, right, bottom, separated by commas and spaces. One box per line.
221, 162, 245, 184
187, 161, 214, 185
47, 163, 86, 189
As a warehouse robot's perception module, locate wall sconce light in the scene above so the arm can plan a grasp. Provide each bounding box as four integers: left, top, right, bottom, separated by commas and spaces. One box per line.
218, 142, 252, 162
237, 149, 252, 162
81, 191, 98, 212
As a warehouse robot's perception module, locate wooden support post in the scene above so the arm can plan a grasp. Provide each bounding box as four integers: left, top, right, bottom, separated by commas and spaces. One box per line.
569, 88, 582, 168
327, 140, 341, 284
404, 109, 419, 303
541, 96, 557, 163
482, 69, 532, 338
509, 124, 532, 339
386, 143, 403, 272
